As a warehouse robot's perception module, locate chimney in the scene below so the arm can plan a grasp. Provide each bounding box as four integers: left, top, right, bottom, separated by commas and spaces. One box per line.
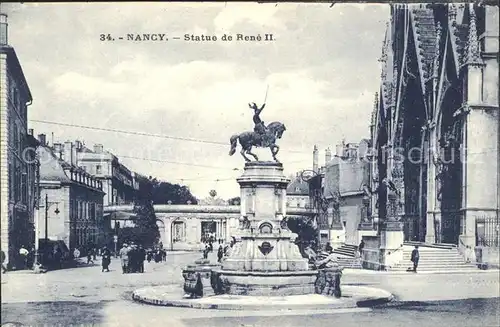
75, 140, 82, 150
53, 143, 63, 158
28, 129, 34, 136
38, 134, 46, 146
336, 140, 346, 158
63, 141, 73, 165
94, 144, 103, 153
313, 145, 319, 173
72, 142, 78, 165
0, 13, 8, 45
325, 147, 332, 164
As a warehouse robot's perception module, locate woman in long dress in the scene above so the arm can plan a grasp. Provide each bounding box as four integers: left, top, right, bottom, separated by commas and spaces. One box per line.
101, 247, 111, 272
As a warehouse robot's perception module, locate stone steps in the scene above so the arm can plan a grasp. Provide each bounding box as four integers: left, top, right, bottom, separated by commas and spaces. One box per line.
333, 244, 358, 258
336, 255, 363, 269
390, 245, 478, 272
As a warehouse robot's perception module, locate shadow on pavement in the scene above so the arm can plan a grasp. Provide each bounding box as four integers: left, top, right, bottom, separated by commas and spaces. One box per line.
376, 297, 500, 314
1, 301, 109, 326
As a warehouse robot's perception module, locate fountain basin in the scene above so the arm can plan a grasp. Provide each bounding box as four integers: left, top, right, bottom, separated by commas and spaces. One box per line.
213, 269, 318, 296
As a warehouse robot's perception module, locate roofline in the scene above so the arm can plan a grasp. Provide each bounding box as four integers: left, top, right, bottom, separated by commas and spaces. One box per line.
0, 45, 33, 102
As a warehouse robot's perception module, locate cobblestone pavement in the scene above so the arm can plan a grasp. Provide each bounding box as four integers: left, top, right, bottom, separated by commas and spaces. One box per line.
1, 251, 499, 327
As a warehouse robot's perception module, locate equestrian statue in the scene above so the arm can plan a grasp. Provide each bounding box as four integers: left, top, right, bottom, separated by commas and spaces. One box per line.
229, 101, 286, 162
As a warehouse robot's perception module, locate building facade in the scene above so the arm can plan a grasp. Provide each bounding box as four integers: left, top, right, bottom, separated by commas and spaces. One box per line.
0, 13, 40, 268
64, 142, 137, 206
286, 173, 310, 209
323, 140, 375, 245
37, 138, 105, 251
372, 3, 499, 257
104, 204, 313, 251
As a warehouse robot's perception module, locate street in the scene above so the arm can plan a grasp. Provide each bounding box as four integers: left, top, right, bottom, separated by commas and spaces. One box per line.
1, 252, 499, 327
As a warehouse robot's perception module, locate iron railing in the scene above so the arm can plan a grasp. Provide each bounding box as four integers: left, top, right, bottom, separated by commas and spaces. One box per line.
476, 214, 500, 248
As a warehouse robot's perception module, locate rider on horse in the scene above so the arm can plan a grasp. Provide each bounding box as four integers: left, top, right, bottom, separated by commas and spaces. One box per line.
249, 102, 270, 146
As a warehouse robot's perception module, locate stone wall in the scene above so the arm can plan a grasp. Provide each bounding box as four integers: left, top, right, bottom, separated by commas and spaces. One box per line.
361, 235, 380, 270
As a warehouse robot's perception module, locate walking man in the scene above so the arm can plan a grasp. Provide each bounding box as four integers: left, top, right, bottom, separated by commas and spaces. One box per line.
119, 243, 130, 274
411, 245, 420, 272
358, 239, 365, 257
217, 245, 224, 263
86, 248, 94, 264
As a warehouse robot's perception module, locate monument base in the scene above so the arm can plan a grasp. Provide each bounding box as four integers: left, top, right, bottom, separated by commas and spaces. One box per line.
182, 259, 222, 298
213, 270, 318, 296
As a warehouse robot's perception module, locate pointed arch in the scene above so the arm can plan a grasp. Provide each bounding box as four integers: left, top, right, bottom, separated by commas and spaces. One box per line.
435, 84, 464, 244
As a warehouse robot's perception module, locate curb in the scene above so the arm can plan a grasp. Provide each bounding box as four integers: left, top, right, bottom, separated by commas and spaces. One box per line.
356, 294, 396, 307
132, 285, 394, 311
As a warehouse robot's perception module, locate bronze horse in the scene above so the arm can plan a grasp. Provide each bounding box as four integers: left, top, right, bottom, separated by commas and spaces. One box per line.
229, 121, 286, 162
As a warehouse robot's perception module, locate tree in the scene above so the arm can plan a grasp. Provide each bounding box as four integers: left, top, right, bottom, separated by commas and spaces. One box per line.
151, 181, 198, 204
128, 174, 160, 247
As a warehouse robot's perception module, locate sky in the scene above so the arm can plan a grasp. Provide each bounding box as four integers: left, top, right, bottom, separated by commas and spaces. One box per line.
2, 2, 389, 200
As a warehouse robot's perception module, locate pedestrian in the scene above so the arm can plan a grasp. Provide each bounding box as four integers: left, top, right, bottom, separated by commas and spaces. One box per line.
138, 246, 146, 273
101, 246, 111, 272
93, 247, 97, 261
128, 244, 137, 273
86, 248, 94, 264
217, 245, 224, 263
1, 249, 7, 273
27, 247, 35, 269
146, 250, 152, 263
154, 250, 161, 263
411, 245, 419, 272
162, 249, 167, 262
73, 248, 80, 259
358, 240, 365, 257
325, 242, 333, 253
119, 243, 130, 274
19, 245, 29, 269
203, 244, 209, 259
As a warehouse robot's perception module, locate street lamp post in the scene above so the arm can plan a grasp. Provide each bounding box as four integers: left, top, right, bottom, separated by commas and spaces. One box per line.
34, 194, 59, 267
44, 194, 60, 241
113, 235, 118, 258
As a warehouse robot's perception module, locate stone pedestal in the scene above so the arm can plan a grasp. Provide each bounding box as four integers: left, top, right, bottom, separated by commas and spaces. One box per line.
182, 259, 222, 298
378, 221, 404, 270
315, 267, 343, 298
217, 162, 317, 296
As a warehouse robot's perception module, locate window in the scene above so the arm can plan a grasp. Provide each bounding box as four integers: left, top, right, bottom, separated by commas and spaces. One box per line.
21, 170, 27, 204
13, 87, 18, 108
90, 203, 96, 221
78, 201, 82, 219
13, 124, 18, 153
96, 165, 102, 175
